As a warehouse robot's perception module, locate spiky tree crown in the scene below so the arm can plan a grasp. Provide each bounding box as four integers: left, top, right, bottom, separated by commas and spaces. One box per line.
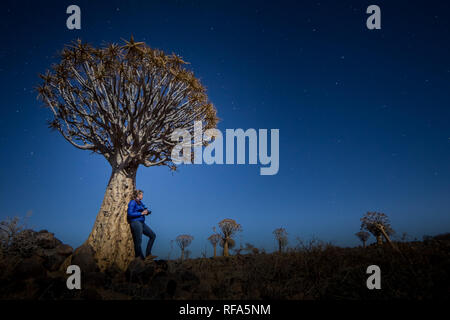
218, 218, 242, 238
355, 231, 370, 242
273, 227, 288, 240
360, 212, 394, 237
176, 234, 194, 249
208, 233, 221, 245
36, 36, 218, 172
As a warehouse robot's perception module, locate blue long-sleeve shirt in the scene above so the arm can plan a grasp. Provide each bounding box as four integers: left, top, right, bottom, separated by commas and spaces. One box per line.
127, 199, 148, 222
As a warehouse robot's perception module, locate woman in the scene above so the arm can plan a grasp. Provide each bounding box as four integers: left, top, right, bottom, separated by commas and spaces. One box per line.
127, 189, 157, 260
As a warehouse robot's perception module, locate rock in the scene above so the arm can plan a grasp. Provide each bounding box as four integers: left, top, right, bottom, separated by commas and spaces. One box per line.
56, 244, 73, 256
126, 258, 144, 275
166, 279, 177, 297
179, 270, 200, 291
34, 244, 72, 271
180, 270, 200, 283
42, 274, 75, 300
126, 258, 155, 283
104, 263, 122, 278
84, 271, 106, 287
154, 259, 169, 272
14, 255, 47, 279
149, 272, 170, 297
71, 244, 99, 273
44, 252, 67, 271
36, 231, 61, 249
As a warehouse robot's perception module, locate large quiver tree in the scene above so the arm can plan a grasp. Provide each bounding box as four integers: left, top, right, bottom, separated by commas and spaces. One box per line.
36, 37, 218, 270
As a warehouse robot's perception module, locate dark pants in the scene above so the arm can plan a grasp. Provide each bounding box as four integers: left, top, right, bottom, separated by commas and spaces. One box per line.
129, 220, 156, 259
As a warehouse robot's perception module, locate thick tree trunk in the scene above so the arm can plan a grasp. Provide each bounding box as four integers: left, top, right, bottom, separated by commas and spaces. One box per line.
224, 238, 229, 257
180, 248, 184, 261
379, 226, 400, 252
85, 166, 138, 271
376, 234, 383, 246
213, 244, 217, 257
278, 241, 282, 253
363, 240, 366, 248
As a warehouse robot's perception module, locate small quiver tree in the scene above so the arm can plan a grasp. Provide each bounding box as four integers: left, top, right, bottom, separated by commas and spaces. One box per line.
273, 227, 288, 253
218, 219, 242, 257
176, 234, 193, 261
207, 233, 221, 258
355, 231, 370, 248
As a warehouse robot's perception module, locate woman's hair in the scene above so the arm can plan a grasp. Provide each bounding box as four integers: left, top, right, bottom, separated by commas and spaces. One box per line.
133, 189, 143, 199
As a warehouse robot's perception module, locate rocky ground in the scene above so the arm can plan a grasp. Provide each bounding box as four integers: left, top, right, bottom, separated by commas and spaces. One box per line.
0, 229, 449, 300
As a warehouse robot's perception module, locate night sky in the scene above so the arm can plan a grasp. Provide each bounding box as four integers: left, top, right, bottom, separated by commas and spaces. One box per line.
0, 0, 449, 258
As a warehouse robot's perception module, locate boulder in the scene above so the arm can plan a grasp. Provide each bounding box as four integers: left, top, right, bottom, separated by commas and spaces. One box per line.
35, 244, 73, 271
126, 258, 155, 283
36, 231, 61, 249
71, 244, 99, 273
179, 270, 200, 291
166, 279, 177, 297
84, 271, 106, 287
154, 259, 169, 272
149, 271, 171, 297
14, 255, 47, 279
56, 244, 73, 256
43, 252, 67, 271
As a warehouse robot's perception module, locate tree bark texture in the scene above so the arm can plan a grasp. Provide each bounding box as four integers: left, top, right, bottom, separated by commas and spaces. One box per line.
85, 167, 137, 271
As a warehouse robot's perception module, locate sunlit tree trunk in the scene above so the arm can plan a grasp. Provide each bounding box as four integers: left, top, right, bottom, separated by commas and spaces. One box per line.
223, 238, 229, 257
376, 235, 383, 246
213, 244, 217, 257
85, 165, 138, 271
379, 225, 400, 252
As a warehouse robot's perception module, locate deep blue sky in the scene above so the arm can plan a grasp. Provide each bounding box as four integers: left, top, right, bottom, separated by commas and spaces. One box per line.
1, 0, 449, 258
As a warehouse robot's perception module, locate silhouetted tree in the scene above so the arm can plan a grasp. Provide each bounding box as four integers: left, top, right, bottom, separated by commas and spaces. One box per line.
167, 239, 174, 260
360, 212, 395, 247
176, 234, 193, 261
400, 232, 410, 242
207, 228, 221, 258
273, 227, 288, 253
36, 37, 218, 270
355, 231, 370, 248
219, 237, 235, 255
242, 242, 259, 254
218, 219, 242, 257
201, 244, 207, 258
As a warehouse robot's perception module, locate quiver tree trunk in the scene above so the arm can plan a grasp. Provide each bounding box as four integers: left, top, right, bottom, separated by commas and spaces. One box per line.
363, 240, 366, 248
85, 166, 138, 271
213, 244, 217, 257
223, 238, 229, 257
180, 248, 185, 261
376, 234, 383, 246
379, 225, 400, 252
